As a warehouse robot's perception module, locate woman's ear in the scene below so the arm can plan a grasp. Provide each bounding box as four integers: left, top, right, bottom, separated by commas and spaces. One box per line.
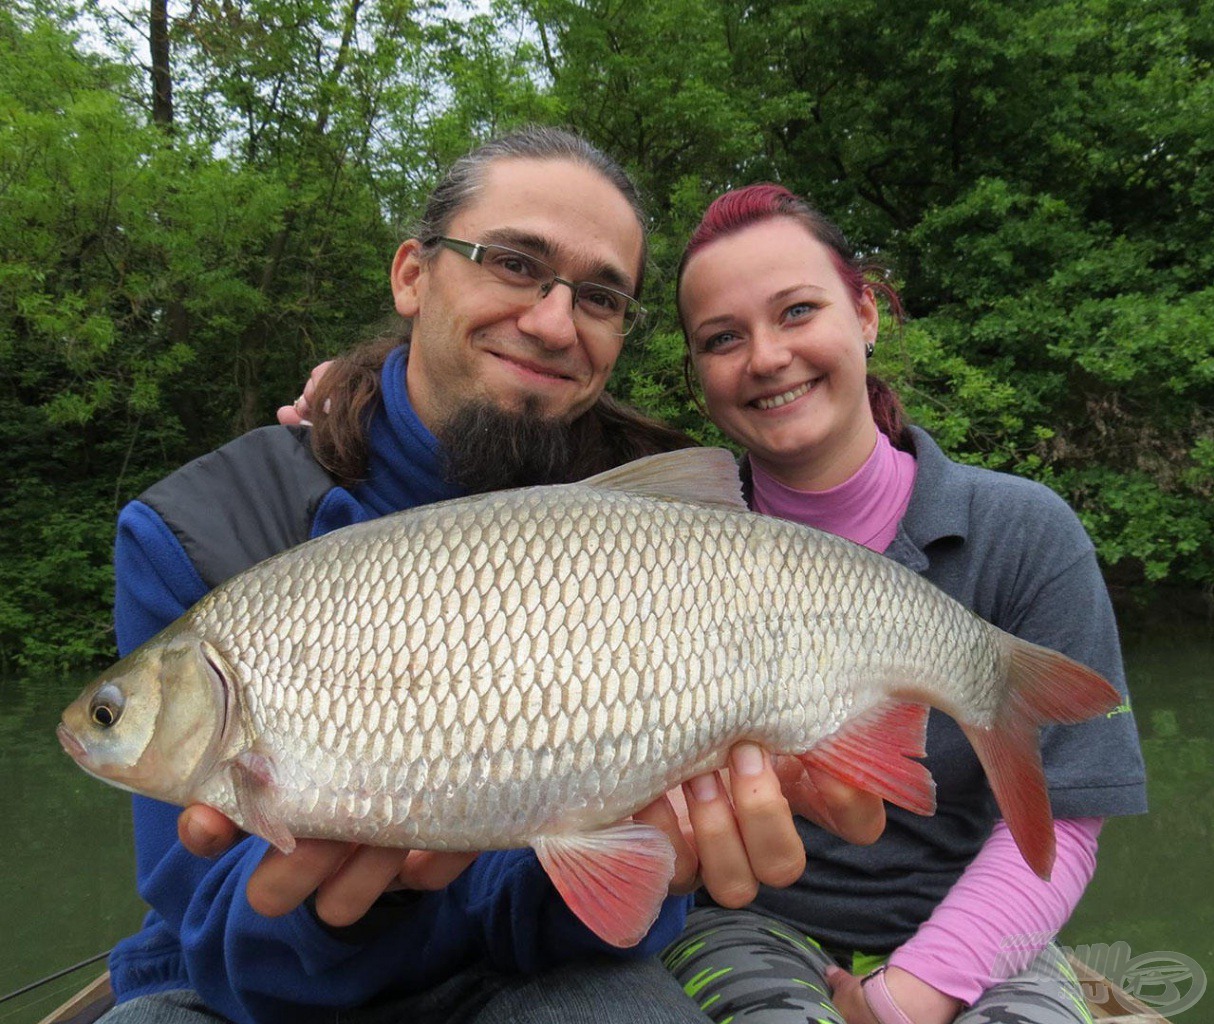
859, 287, 880, 346
391, 239, 426, 318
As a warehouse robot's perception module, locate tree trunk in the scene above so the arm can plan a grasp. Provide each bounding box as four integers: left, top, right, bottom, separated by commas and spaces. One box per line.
150, 0, 173, 129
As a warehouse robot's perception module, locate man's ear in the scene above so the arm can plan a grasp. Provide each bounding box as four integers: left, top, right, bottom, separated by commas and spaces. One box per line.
391, 239, 425, 318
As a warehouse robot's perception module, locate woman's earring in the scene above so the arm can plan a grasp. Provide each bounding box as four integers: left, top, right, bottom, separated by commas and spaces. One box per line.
864, 342, 875, 358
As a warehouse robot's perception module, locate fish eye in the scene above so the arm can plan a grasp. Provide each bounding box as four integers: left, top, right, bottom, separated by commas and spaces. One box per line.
90, 684, 125, 729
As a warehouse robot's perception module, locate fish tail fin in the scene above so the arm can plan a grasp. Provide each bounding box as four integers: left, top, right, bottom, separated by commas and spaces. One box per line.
791, 700, 936, 818
961, 634, 1121, 881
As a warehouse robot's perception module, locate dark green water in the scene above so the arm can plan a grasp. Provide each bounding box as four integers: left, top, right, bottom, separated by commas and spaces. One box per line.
2, 597, 1210, 1024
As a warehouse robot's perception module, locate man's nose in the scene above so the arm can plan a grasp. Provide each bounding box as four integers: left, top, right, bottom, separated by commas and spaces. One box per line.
516, 282, 578, 349
747, 328, 793, 376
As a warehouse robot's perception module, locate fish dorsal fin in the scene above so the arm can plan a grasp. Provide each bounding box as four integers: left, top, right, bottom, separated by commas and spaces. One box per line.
579, 447, 746, 510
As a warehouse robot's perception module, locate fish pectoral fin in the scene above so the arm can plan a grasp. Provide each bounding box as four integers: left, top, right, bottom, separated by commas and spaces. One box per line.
794, 700, 936, 817
579, 448, 746, 510
226, 749, 296, 855
532, 822, 676, 949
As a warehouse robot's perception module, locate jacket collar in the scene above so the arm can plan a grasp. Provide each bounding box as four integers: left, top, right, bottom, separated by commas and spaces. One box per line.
885, 425, 969, 571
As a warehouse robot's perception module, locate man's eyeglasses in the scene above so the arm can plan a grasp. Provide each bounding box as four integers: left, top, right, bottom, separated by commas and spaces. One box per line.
430, 237, 646, 338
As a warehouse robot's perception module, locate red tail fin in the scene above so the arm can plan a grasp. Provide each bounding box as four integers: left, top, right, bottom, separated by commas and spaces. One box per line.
962, 635, 1120, 881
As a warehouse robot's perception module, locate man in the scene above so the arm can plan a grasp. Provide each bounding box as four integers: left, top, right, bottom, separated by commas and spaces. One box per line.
105, 127, 878, 1024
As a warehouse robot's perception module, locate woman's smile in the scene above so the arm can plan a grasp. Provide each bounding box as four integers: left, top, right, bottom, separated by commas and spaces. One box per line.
751, 378, 819, 411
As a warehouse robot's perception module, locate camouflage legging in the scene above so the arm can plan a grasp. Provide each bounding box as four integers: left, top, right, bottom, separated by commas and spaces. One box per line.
663, 908, 1094, 1024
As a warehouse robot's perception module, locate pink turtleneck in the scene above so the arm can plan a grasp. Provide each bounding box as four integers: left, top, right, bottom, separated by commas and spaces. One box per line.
750, 428, 916, 553
747, 431, 1100, 1008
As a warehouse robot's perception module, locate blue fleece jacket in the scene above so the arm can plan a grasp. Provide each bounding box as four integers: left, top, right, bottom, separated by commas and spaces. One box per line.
108, 348, 690, 1024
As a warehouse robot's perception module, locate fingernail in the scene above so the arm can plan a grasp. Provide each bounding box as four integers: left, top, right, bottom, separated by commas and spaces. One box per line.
689, 773, 719, 802
732, 742, 765, 777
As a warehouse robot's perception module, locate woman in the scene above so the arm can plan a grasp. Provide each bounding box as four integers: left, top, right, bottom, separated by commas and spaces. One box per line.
663, 184, 1146, 1024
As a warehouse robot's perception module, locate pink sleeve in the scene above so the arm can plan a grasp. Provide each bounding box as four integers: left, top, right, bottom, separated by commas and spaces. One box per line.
887, 817, 1102, 1006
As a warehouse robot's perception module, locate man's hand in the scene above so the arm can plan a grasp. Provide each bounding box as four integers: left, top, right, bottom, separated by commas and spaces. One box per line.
177, 805, 476, 927
277, 360, 333, 427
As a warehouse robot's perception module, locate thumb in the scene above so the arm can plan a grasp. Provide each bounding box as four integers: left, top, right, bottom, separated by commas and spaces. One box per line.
825, 965, 850, 990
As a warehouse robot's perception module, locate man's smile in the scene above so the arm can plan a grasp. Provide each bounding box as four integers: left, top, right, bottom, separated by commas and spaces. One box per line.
486, 349, 579, 384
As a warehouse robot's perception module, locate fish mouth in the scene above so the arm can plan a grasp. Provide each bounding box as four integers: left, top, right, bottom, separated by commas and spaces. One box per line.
751, 378, 819, 410
57, 722, 87, 762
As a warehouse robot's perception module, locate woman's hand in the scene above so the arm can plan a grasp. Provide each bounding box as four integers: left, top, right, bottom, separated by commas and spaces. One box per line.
638, 744, 886, 907
826, 965, 963, 1024
177, 805, 476, 927
277, 360, 333, 427
774, 755, 886, 845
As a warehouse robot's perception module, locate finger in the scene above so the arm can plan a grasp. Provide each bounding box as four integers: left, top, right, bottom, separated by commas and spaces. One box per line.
663, 784, 693, 843
683, 771, 757, 908
806, 767, 886, 845
634, 794, 699, 894
276, 403, 304, 427
776, 760, 886, 845
314, 845, 409, 927
394, 850, 479, 891
246, 839, 355, 917
824, 966, 850, 991
727, 743, 806, 888
825, 969, 873, 1024
178, 804, 242, 858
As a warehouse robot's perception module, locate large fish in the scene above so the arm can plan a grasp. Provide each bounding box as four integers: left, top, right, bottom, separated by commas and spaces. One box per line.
60, 448, 1118, 947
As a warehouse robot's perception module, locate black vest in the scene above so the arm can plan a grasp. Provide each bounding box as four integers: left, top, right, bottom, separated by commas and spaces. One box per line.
138, 426, 337, 588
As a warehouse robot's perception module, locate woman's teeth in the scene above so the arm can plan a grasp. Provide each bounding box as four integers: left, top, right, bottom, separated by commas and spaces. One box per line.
754, 380, 813, 410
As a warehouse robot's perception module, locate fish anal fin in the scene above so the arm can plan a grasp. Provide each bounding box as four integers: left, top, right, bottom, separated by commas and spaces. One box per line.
580, 448, 745, 510
533, 822, 675, 948
227, 749, 296, 855
794, 700, 936, 817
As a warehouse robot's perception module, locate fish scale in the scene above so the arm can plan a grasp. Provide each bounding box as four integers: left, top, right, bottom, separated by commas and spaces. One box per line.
61, 447, 1121, 947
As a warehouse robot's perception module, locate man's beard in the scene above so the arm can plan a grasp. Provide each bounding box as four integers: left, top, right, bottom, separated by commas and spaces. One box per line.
436, 398, 581, 493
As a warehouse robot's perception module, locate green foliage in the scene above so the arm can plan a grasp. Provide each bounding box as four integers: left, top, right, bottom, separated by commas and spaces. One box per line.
1, 0, 1211, 668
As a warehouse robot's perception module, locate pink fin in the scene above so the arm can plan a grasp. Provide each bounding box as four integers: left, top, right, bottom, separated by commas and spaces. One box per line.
793, 700, 936, 816
228, 750, 296, 855
961, 634, 1121, 881
533, 822, 675, 948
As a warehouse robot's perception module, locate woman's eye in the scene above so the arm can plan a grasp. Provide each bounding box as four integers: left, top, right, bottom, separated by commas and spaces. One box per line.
700, 331, 740, 353
784, 302, 818, 321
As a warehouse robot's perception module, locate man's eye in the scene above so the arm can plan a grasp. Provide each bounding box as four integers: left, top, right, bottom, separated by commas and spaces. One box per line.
489, 251, 542, 280
577, 286, 624, 315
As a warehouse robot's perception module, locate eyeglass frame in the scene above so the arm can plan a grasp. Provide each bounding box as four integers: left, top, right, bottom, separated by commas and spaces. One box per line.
426, 236, 647, 337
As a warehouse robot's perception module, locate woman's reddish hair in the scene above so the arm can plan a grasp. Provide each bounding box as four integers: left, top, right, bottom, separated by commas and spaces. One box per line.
678, 184, 911, 450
